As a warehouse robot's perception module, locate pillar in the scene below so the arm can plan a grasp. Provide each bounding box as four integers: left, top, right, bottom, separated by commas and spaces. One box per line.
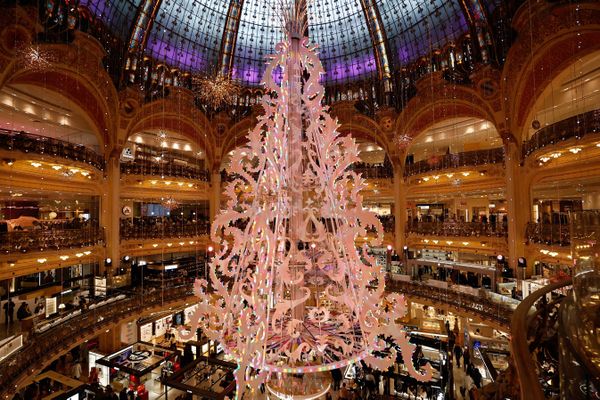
505, 142, 532, 276
97, 323, 123, 354
393, 165, 407, 251
582, 192, 600, 210
209, 170, 222, 224
101, 153, 121, 283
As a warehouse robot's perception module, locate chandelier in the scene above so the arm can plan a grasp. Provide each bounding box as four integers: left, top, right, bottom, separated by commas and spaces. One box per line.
394, 133, 413, 151
161, 196, 178, 211
193, 73, 239, 109
183, 1, 432, 397
17, 44, 55, 71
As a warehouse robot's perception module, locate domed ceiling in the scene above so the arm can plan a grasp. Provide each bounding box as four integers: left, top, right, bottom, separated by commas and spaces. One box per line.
80, 0, 497, 86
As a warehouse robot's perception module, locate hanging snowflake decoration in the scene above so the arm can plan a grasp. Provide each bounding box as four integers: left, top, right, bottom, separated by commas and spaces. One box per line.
394, 134, 413, 151
193, 73, 240, 109
182, 1, 432, 397
17, 44, 55, 71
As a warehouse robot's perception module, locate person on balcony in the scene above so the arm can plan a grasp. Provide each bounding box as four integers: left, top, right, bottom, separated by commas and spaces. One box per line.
454, 343, 463, 367
3, 298, 15, 324
16, 302, 31, 321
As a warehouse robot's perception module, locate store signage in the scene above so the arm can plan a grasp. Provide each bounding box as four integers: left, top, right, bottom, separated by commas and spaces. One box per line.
121, 322, 137, 345
140, 323, 153, 342
0, 335, 23, 362
95, 277, 107, 297
45, 297, 57, 317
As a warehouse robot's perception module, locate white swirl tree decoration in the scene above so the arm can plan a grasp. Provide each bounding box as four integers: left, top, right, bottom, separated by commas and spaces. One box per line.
183, 1, 433, 397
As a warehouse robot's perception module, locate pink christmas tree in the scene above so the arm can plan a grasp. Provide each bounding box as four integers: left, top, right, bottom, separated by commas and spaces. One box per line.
183, 2, 433, 397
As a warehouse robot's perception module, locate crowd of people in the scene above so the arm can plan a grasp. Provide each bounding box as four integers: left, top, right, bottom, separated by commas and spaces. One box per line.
376, 214, 395, 232
408, 213, 508, 237
349, 159, 394, 179
1, 218, 103, 254
120, 215, 210, 240
3, 217, 96, 232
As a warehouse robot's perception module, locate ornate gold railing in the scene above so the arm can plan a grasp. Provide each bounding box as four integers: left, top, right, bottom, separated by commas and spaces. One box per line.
525, 222, 570, 246
120, 220, 210, 240
0, 128, 105, 171
0, 285, 194, 396
511, 279, 572, 400
386, 279, 514, 327
0, 227, 104, 254
523, 108, 600, 157
404, 147, 505, 177
120, 161, 210, 182
407, 221, 507, 237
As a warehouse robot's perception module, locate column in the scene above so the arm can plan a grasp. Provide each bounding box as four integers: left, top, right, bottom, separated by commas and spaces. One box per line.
393, 165, 407, 251
101, 154, 121, 283
505, 142, 532, 276
98, 324, 123, 354
209, 170, 222, 224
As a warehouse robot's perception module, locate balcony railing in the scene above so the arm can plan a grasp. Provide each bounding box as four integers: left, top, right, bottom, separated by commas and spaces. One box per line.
120, 220, 210, 241
220, 161, 394, 183
523, 108, 600, 157
386, 279, 514, 327
120, 161, 210, 182
0, 227, 104, 254
511, 279, 572, 400
0, 128, 105, 171
0, 285, 193, 396
404, 147, 505, 177
407, 221, 507, 238
348, 161, 394, 179
525, 222, 570, 246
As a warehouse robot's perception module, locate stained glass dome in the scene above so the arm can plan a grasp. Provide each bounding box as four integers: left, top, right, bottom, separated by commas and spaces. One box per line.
80, 0, 498, 86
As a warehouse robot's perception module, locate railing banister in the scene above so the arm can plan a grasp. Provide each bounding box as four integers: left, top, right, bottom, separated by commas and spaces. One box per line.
510, 278, 572, 400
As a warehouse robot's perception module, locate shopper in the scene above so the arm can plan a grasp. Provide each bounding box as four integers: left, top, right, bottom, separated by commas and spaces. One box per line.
16, 302, 31, 320
453, 343, 463, 368
463, 346, 471, 371
3, 299, 15, 324
72, 359, 82, 380
470, 363, 483, 388
331, 368, 343, 390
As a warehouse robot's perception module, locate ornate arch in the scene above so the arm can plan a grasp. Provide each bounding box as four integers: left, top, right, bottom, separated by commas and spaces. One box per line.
398, 74, 500, 143
330, 100, 393, 155
502, 1, 600, 142
1, 33, 119, 150
219, 117, 254, 165
337, 124, 392, 160
126, 116, 214, 164
122, 86, 216, 164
